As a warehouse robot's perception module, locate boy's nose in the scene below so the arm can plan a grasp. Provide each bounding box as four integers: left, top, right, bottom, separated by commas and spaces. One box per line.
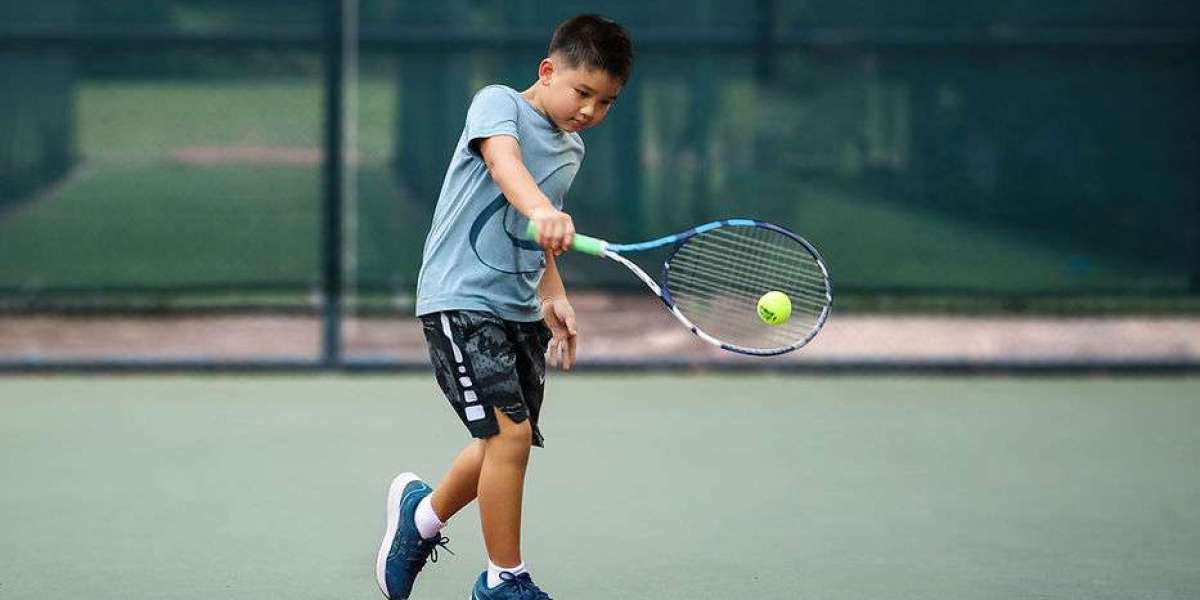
579, 102, 595, 117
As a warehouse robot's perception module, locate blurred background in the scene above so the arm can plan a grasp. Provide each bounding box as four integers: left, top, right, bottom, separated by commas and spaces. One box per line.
1, 0, 1198, 370
2, 5, 1199, 600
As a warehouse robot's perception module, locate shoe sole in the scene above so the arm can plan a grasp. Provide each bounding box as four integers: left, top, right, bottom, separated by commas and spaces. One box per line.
376, 472, 423, 599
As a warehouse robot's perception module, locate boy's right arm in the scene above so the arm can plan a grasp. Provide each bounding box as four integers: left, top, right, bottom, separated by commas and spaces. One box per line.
479, 135, 575, 255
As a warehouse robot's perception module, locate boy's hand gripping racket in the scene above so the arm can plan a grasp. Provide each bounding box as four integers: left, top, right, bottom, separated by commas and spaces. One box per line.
528, 219, 832, 356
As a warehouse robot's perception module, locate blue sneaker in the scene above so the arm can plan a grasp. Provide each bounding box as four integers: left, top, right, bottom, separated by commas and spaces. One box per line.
470, 571, 552, 600
376, 473, 452, 599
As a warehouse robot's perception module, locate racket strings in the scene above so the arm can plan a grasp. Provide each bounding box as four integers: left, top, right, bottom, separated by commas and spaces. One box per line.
667, 278, 819, 347
698, 227, 825, 276
674, 229, 823, 293
668, 264, 827, 315
683, 227, 827, 293
670, 256, 830, 300
668, 281, 827, 325
666, 284, 820, 348
676, 247, 826, 348
669, 238, 828, 285
681, 230, 830, 296
668, 287, 808, 348
666, 225, 830, 352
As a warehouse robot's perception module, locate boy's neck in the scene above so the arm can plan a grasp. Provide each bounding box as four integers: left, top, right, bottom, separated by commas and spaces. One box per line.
520, 84, 548, 117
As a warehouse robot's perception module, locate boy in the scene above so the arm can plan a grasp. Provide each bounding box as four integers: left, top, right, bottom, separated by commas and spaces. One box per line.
376, 15, 632, 600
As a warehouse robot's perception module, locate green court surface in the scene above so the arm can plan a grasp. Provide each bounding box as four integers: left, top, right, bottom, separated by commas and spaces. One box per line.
1, 375, 1198, 599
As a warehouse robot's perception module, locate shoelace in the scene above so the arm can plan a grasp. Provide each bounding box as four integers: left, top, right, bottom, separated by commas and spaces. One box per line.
427, 535, 454, 563
406, 535, 454, 571
498, 572, 551, 599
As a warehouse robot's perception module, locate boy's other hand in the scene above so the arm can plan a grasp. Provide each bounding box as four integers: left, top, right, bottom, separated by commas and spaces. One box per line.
542, 296, 578, 370
531, 207, 575, 255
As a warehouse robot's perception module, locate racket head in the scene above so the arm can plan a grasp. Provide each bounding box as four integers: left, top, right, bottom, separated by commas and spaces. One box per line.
660, 220, 832, 356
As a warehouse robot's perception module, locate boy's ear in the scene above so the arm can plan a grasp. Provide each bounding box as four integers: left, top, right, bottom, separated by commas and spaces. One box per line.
538, 58, 555, 85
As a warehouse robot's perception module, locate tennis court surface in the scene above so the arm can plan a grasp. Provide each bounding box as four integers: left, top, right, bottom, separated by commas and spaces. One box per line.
2, 375, 1197, 599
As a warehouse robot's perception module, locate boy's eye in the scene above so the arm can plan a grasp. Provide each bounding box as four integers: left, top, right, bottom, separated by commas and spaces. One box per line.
575, 89, 590, 97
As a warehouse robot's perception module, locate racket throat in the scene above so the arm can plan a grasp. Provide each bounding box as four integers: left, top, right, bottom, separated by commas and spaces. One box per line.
605, 250, 663, 296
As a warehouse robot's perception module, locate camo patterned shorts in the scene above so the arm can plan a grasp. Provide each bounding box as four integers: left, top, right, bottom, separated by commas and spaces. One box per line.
420, 310, 551, 447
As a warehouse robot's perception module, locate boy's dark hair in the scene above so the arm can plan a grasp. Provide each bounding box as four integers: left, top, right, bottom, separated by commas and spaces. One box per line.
548, 15, 633, 83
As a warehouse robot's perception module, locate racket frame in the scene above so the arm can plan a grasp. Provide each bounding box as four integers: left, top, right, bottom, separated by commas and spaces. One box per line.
530, 219, 833, 356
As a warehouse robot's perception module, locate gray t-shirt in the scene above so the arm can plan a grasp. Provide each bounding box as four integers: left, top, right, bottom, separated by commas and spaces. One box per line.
415, 85, 585, 322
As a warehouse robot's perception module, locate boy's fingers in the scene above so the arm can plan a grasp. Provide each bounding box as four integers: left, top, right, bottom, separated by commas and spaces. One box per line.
561, 222, 575, 250
565, 336, 577, 369
552, 336, 570, 370
541, 223, 556, 248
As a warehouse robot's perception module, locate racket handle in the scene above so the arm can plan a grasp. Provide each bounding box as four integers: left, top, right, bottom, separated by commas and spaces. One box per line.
524, 221, 607, 256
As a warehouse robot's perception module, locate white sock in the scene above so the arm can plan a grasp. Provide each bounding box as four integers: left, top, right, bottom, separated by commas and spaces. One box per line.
487, 561, 527, 589
413, 495, 445, 540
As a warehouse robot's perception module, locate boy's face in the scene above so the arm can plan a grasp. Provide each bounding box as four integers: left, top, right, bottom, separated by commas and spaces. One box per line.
536, 56, 623, 133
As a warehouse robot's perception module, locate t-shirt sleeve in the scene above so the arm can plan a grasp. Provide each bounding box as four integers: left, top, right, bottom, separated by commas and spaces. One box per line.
465, 86, 521, 157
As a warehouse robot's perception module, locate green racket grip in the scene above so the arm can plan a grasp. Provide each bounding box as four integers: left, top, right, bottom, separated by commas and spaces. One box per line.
524, 221, 607, 256
571, 234, 607, 256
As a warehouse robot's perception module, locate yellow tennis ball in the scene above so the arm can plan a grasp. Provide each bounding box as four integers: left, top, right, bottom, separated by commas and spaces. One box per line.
757, 291, 792, 325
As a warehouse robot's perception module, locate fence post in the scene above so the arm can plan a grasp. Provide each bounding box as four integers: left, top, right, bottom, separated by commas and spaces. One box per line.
755, 0, 775, 84
321, 0, 347, 368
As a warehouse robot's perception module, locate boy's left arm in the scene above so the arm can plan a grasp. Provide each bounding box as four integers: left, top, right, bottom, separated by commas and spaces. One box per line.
539, 250, 577, 370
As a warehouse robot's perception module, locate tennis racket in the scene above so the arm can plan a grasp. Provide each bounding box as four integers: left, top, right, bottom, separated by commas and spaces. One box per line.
528, 219, 832, 356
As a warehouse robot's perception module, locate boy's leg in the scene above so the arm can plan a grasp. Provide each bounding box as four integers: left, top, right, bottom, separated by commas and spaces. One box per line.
429, 439, 484, 521
477, 408, 533, 568
418, 311, 552, 594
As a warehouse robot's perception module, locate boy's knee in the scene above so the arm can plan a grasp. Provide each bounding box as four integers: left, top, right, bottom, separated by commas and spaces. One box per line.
491, 410, 533, 448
